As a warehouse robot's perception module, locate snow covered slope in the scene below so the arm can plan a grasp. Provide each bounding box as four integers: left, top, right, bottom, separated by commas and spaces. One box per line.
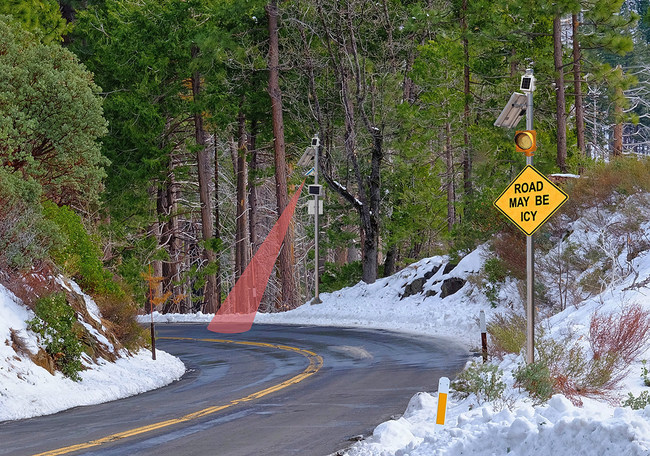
0, 278, 184, 421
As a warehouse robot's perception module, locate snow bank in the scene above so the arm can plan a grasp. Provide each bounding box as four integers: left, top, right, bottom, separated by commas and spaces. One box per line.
0, 282, 185, 421
346, 394, 650, 456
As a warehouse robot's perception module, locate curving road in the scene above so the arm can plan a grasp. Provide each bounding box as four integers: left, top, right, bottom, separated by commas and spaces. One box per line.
0, 324, 469, 456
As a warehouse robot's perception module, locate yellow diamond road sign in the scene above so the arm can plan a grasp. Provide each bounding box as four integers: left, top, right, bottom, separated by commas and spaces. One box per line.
494, 165, 568, 236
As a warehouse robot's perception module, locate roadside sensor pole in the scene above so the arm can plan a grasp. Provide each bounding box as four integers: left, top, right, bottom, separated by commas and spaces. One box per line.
524, 70, 535, 365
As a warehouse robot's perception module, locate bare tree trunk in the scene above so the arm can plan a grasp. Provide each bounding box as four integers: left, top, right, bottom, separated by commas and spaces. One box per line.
248, 118, 259, 254
311, 0, 382, 284
383, 243, 396, 277
182, 234, 193, 313
554, 15, 568, 172
213, 133, 222, 311
403, 48, 416, 104
267, 0, 299, 309
613, 84, 624, 157
572, 14, 585, 160
445, 121, 456, 231
234, 104, 250, 280
191, 45, 218, 314
228, 136, 242, 281
148, 185, 163, 305
362, 131, 381, 284
161, 156, 182, 313
335, 65, 379, 284
461, 0, 472, 197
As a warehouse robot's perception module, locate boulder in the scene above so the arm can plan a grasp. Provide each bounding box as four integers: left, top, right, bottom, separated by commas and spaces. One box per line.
440, 277, 466, 298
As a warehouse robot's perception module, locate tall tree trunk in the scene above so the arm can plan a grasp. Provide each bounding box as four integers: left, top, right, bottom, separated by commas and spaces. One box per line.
461, 0, 472, 197
445, 121, 456, 231
572, 14, 585, 161
336, 65, 379, 284
383, 242, 396, 277
554, 15, 568, 172
213, 133, 222, 311
148, 185, 163, 306
248, 118, 259, 254
348, 1, 381, 284
228, 137, 241, 280
191, 45, 218, 314
234, 104, 250, 280
182, 236, 193, 313
613, 85, 624, 157
362, 130, 382, 284
311, 0, 382, 284
267, 0, 299, 309
161, 154, 182, 313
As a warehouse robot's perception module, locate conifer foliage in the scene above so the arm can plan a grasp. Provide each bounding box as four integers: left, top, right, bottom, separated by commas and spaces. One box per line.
1, 0, 648, 315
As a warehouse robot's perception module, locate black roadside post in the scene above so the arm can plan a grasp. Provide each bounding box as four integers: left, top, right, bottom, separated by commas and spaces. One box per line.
480, 310, 487, 363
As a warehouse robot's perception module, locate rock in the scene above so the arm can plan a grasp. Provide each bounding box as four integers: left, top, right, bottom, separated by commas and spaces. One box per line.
30, 348, 55, 375
423, 265, 441, 280
440, 277, 466, 298
443, 262, 458, 274
400, 265, 442, 300
401, 277, 426, 299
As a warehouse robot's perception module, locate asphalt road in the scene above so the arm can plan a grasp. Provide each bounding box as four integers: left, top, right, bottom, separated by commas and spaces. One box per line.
0, 324, 469, 456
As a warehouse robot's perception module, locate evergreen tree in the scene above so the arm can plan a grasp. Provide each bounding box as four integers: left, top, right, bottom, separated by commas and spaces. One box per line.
0, 0, 68, 43
0, 16, 108, 208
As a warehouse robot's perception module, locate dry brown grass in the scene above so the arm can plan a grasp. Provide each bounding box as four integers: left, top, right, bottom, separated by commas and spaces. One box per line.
1, 262, 59, 309
94, 294, 146, 351
532, 304, 650, 406
492, 226, 526, 280
561, 157, 650, 220
589, 303, 650, 365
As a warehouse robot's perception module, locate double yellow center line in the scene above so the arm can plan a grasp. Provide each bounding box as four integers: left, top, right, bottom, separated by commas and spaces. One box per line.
33, 337, 323, 456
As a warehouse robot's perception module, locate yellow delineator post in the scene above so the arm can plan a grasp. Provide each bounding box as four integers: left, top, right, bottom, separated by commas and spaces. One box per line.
435, 377, 450, 427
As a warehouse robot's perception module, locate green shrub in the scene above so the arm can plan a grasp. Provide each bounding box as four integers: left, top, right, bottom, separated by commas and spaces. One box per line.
484, 257, 508, 283
519, 336, 624, 406
513, 361, 554, 404
28, 293, 83, 381
320, 261, 363, 293
640, 360, 650, 387
43, 202, 122, 297
0, 169, 61, 270
487, 311, 527, 358
452, 360, 506, 404
622, 391, 650, 410
481, 257, 509, 308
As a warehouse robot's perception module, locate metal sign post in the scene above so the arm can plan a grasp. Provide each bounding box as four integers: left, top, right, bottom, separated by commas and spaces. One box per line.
311, 135, 322, 304
525, 85, 535, 365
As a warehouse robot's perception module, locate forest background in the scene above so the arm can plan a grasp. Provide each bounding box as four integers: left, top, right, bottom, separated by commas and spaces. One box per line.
2, 0, 650, 319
